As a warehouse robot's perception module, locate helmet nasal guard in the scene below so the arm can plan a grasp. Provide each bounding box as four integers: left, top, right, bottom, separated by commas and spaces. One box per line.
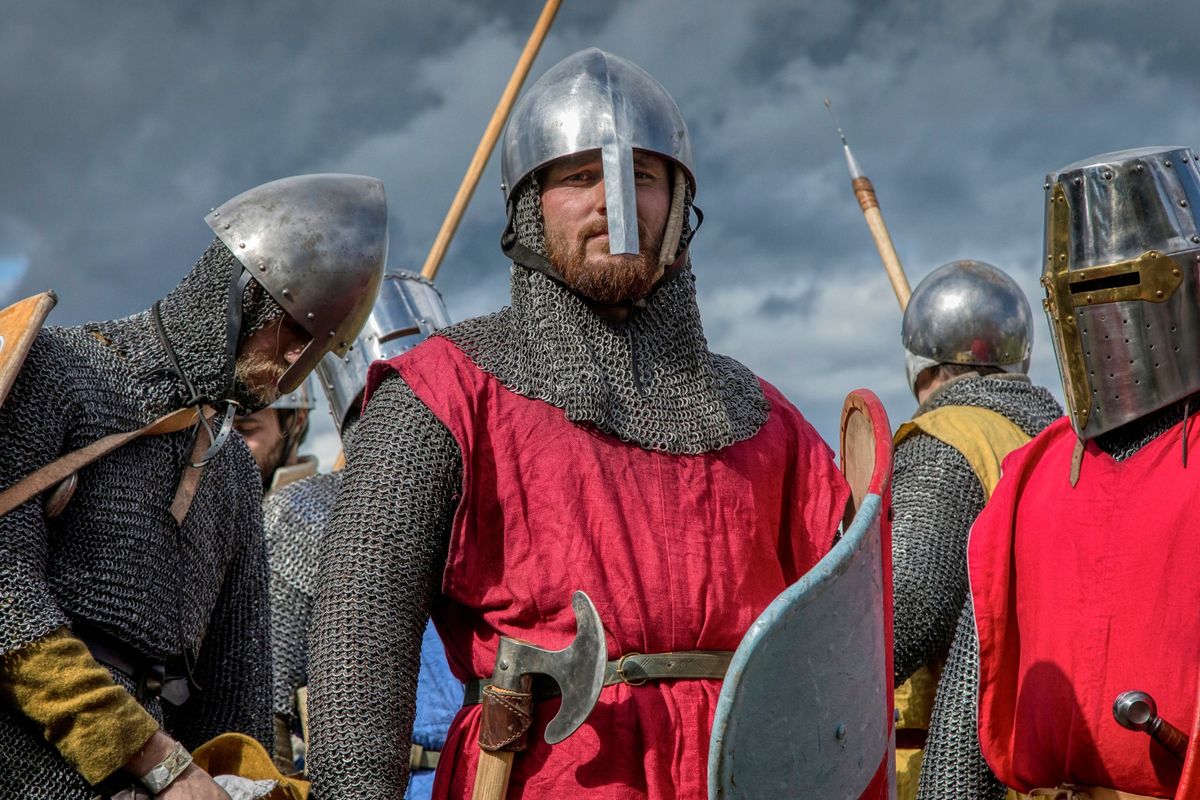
902, 260, 1033, 395
206, 173, 388, 394
500, 48, 694, 257
1041, 146, 1200, 439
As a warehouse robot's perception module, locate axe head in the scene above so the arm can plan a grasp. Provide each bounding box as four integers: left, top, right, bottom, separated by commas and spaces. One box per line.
492, 590, 607, 745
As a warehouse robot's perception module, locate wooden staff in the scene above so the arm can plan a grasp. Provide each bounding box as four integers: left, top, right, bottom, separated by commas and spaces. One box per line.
421, 0, 563, 281
825, 98, 912, 310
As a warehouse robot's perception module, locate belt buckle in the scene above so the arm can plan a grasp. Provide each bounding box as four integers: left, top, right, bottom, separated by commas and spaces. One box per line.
616, 652, 648, 686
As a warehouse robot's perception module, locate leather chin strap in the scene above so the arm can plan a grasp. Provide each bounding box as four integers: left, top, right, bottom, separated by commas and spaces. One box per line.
151, 264, 253, 466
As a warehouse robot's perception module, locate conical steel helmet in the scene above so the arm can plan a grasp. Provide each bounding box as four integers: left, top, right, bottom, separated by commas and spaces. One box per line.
1041, 146, 1200, 438
500, 48, 694, 256
902, 260, 1033, 394
206, 173, 388, 394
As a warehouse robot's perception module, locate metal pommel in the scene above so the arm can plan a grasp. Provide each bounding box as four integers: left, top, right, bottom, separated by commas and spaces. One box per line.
902, 260, 1033, 394
1042, 146, 1200, 438
206, 173, 388, 394
500, 48, 693, 255
1113, 690, 1190, 761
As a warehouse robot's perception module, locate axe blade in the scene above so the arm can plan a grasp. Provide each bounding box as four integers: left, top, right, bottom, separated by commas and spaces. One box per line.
494, 590, 607, 745
543, 590, 607, 744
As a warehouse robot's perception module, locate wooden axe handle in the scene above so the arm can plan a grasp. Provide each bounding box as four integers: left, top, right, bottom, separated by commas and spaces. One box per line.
471, 750, 515, 800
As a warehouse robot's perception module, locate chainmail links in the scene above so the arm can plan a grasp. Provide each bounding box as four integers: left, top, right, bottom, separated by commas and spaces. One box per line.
917, 601, 1007, 800
307, 374, 460, 799
891, 437, 982, 685
264, 472, 341, 720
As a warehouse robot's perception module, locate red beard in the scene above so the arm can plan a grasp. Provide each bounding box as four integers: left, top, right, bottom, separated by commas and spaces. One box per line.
546, 219, 664, 304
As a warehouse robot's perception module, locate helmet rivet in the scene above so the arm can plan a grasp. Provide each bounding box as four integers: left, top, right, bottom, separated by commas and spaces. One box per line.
306, 312, 315, 320
223, 223, 231, 230
281, 288, 291, 298
1074, 177, 1082, 186
1156, 290, 1165, 298
239, 242, 246, 249
257, 262, 266, 271
1103, 171, 1113, 180
1182, 200, 1189, 208
1086, 295, 1093, 303
1060, 254, 1067, 262
212, 209, 219, 216
1166, 160, 1174, 168
328, 330, 336, 337
1044, 182, 1051, 190
1173, 268, 1181, 276
1192, 235, 1200, 244
1136, 164, 1146, 172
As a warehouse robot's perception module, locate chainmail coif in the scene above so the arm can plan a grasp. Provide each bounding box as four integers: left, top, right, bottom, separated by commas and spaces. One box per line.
89, 238, 284, 415
0, 241, 274, 798
440, 174, 762, 455
918, 387, 1192, 799
307, 376, 459, 799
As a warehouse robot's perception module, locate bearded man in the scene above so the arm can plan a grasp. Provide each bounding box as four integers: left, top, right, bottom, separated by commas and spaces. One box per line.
886, 261, 1060, 799
926, 147, 1200, 798
0, 174, 386, 799
234, 384, 317, 494
306, 49, 849, 800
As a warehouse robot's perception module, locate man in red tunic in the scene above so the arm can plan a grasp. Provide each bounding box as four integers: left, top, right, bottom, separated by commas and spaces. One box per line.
306, 48, 849, 799
945, 146, 1200, 799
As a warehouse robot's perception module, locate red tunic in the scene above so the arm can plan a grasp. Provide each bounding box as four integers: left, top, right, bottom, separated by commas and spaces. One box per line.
367, 336, 848, 800
968, 416, 1200, 797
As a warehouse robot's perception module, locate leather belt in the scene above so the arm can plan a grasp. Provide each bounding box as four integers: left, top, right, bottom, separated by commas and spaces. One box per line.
463, 650, 733, 706
77, 625, 191, 706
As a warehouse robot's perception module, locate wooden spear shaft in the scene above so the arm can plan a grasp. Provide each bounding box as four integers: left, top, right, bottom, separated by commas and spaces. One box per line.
825, 99, 912, 311
421, 0, 563, 281
852, 174, 911, 310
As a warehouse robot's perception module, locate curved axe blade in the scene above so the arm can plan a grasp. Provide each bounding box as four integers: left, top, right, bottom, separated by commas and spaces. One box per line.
492, 590, 607, 745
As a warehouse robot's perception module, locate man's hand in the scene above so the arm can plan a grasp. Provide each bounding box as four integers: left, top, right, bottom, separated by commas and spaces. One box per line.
123, 731, 230, 799
156, 764, 232, 799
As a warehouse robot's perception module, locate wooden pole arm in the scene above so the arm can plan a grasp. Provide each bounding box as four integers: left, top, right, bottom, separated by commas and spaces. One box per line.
421, 0, 563, 281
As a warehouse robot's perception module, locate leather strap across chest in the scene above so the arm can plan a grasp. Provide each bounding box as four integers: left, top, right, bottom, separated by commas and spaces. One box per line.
462, 650, 733, 706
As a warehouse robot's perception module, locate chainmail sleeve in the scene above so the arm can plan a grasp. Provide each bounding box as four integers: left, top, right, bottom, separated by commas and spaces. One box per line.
917, 600, 1006, 800
0, 333, 75, 655
306, 373, 460, 800
891, 433, 985, 685
162, 506, 273, 751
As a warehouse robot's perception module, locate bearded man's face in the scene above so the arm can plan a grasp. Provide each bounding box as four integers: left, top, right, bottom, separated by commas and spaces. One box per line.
539, 150, 672, 305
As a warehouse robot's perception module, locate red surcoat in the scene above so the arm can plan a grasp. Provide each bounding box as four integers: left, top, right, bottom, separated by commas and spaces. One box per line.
368, 336, 848, 799
968, 416, 1200, 797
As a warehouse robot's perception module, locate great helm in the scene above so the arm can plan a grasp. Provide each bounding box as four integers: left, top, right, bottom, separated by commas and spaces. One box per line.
901, 260, 1033, 395
1041, 146, 1200, 439
500, 47, 694, 257
314, 272, 452, 433
205, 173, 388, 394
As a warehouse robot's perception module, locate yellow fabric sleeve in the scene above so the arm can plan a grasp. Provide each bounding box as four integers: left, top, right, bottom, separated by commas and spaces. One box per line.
894, 405, 1032, 499
0, 627, 160, 785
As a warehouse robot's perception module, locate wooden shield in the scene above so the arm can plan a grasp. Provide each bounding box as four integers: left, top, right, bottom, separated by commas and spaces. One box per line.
708, 389, 895, 799
0, 291, 57, 410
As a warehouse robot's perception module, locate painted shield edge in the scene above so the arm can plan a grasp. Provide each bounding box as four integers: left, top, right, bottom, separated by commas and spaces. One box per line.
0, 291, 57, 411
707, 388, 895, 799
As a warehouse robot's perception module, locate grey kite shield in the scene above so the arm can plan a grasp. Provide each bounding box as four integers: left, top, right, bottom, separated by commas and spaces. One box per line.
708, 389, 896, 799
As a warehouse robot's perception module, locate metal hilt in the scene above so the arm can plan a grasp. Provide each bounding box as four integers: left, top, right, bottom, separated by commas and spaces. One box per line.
1113, 690, 1189, 762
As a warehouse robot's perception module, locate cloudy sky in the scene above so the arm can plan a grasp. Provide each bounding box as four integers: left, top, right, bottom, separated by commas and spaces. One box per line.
5, 0, 1200, 460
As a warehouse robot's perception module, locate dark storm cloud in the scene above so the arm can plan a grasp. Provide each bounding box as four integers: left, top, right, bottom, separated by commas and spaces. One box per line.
5, 0, 1200, 450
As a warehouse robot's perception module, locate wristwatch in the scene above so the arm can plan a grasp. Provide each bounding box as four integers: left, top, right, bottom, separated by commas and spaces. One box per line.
139, 741, 193, 794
